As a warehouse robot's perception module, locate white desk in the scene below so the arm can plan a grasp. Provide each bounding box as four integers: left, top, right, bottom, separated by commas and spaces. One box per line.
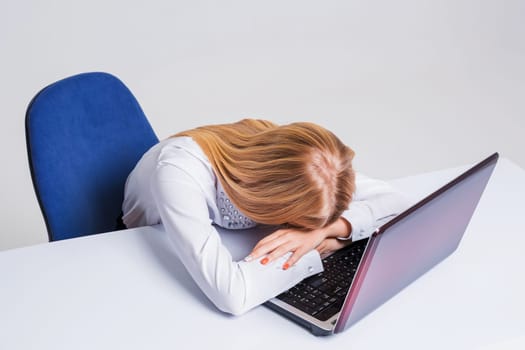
1, 158, 524, 349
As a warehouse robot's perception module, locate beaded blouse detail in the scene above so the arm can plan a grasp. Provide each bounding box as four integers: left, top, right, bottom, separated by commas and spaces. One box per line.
216, 180, 257, 229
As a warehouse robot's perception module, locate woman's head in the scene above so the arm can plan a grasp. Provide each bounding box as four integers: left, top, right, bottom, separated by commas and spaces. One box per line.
175, 119, 355, 230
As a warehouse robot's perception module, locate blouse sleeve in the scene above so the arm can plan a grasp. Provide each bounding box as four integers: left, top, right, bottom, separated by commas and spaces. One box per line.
341, 172, 412, 241
150, 161, 323, 316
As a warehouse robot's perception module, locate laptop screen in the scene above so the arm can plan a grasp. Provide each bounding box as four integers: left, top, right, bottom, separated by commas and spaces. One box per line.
335, 153, 498, 333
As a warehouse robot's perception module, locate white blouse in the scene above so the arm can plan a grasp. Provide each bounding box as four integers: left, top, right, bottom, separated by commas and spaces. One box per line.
122, 136, 410, 315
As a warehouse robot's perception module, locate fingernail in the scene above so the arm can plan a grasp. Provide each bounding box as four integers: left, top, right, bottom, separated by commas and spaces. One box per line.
282, 263, 290, 270
261, 257, 269, 265
244, 255, 253, 262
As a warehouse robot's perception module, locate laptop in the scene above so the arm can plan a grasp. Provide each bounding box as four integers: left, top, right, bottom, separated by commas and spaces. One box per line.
264, 152, 499, 336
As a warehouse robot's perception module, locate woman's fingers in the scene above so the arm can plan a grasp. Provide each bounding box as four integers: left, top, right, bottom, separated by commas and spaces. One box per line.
252, 229, 286, 248
244, 229, 290, 262
244, 227, 330, 269
281, 247, 309, 270
261, 243, 295, 266
256, 231, 314, 268
245, 239, 283, 262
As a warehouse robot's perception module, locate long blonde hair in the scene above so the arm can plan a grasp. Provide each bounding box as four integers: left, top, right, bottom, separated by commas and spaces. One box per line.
174, 119, 355, 229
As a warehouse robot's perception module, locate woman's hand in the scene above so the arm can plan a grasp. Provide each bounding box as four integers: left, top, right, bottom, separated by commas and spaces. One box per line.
316, 237, 353, 258
245, 226, 328, 270
245, 217, 352, 270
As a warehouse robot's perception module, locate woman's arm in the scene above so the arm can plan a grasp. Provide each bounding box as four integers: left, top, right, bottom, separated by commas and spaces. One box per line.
245, 217, 352, 268
341, 172, 411, 241
150, 160, 323, 316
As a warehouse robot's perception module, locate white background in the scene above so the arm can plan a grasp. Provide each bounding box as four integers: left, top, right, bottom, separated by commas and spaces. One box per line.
1, 0, 524, 251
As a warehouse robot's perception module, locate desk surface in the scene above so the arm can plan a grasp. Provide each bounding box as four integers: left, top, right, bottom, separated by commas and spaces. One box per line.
1, 158, 524, 349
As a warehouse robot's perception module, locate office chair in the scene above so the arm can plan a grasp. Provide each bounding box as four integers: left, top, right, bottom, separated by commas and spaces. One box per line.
25, 72, 159, 241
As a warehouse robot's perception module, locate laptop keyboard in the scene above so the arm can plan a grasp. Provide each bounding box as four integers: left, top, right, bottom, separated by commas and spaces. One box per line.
276, 238, 368, 321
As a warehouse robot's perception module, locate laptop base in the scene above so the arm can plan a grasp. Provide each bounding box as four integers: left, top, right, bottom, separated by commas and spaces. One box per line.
264, 301, 335, 336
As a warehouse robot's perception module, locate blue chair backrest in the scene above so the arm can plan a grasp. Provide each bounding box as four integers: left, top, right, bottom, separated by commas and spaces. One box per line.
25, 72, 159, 241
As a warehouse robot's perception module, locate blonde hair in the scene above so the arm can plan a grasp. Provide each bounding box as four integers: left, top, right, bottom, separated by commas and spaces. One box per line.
174, 119, 355, 229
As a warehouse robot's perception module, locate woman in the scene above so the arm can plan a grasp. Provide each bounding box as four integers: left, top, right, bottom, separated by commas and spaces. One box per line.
122, 119, 409, 315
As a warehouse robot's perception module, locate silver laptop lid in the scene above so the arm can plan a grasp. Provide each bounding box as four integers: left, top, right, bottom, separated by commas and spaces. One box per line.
335, 153, 499, 333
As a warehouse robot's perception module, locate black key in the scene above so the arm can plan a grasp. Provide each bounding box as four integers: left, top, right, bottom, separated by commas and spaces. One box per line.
306, 276, 327, 288
299, 304, 313, 314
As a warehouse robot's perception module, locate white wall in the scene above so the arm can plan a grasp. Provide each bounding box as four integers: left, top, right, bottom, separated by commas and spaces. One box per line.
1, 0, 524, 251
